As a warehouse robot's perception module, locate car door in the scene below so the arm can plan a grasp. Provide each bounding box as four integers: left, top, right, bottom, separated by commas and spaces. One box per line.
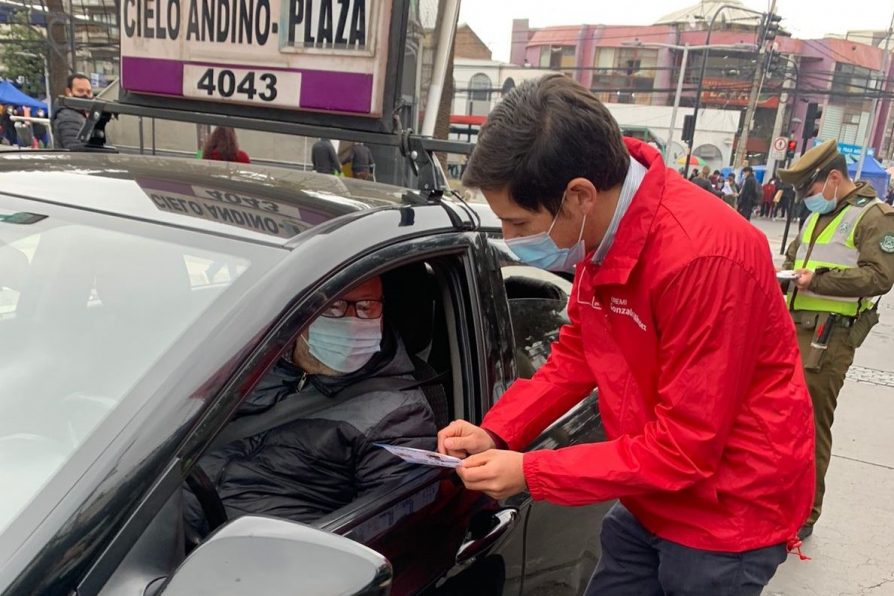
483, 236, 611, 596
311, 232, 528, 596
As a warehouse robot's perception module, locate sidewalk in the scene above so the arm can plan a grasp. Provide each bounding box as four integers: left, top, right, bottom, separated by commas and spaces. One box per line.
749, 217, 894, 596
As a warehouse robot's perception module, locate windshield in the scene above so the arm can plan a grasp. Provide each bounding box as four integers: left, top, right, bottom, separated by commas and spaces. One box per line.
0, 194, 282, 535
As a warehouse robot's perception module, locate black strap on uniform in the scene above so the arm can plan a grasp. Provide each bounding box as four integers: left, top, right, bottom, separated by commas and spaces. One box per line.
211, 372, 445, 448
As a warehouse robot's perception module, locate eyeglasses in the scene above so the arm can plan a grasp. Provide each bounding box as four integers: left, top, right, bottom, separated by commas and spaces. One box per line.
322, 299, 384, 319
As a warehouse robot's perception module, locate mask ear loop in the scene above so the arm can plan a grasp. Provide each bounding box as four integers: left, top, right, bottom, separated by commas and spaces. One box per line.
546, 192, 568, 235
577, 213, 587, 243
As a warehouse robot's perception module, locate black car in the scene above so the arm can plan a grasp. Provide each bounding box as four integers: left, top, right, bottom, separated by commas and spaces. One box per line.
0, 153, 608, 595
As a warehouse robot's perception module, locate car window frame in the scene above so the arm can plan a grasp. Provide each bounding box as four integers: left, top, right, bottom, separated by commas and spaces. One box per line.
71, 231, 484, 595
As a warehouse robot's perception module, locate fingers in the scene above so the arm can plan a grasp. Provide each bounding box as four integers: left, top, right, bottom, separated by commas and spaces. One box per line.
437, 420, 494, 457
437, 420, 472, 456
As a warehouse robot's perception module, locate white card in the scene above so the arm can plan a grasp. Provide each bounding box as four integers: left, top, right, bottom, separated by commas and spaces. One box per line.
776, 270, 799, 280
374, 443, 462, 469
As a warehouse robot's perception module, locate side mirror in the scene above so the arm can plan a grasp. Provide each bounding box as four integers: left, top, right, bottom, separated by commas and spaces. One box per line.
159, 516, 392, 596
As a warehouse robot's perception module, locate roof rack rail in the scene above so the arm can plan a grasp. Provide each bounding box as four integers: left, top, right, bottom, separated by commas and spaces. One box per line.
60, 97, 474, 200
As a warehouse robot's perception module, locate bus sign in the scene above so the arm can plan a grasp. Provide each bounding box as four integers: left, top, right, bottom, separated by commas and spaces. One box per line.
120, 0, 393, 117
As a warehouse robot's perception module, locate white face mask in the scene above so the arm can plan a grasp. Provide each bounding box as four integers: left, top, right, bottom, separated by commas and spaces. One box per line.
304, 315, 383, 374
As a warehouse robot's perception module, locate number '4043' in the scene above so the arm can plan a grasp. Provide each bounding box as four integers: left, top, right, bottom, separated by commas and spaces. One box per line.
197, 69, 278, 102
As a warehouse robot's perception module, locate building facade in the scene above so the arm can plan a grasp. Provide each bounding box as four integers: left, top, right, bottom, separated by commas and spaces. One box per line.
458, 1, 894, 170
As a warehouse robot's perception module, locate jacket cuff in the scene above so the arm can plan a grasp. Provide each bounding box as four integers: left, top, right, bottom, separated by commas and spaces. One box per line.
483, 428, 508, 450
522, 452, 545, 500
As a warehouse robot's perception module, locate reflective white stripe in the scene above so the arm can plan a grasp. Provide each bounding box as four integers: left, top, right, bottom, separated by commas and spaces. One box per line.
796, 289, 859, 302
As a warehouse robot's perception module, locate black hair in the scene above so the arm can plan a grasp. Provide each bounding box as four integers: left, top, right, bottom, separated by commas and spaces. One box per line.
66, 73, 89, 89
462, 74, 630, 215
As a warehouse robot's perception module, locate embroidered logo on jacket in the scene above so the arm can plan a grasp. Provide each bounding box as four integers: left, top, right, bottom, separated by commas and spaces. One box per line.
609, 297, 648, 331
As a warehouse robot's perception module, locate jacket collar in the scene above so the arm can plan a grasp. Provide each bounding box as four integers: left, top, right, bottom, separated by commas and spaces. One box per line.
582, 138, 667, 288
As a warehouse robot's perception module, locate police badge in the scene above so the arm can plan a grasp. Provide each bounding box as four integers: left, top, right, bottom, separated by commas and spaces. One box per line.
881, 234, 894, 254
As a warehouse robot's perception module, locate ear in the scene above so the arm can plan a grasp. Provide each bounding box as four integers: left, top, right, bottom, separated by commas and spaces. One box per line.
564, 177, 599, 216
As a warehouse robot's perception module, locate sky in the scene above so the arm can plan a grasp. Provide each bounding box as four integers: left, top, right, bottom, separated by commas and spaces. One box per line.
458, 0, 894, 62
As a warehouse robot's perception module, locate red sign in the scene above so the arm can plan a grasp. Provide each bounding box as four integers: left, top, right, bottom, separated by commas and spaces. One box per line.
700, 78, 779, 109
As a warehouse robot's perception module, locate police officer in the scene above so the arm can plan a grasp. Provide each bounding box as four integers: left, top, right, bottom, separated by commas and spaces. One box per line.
779, 139, 894, 539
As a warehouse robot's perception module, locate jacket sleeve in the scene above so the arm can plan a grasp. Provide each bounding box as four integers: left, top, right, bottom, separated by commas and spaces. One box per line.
354, 392, 437, 496
481, 277, 597, 451
329, 146, 342, 173
810, 206, 894, 298
53, 113, 84, 150
522, 256, 767, 505
783, 236, 800, 270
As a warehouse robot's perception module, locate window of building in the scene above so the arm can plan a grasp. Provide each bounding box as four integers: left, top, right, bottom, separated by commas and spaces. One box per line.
469, 73, 492, 102
538, 45, 575, 70
591, 47, 657, 105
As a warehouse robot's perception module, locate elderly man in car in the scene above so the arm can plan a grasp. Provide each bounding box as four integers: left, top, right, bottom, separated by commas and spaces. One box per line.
185, 276, 436, 532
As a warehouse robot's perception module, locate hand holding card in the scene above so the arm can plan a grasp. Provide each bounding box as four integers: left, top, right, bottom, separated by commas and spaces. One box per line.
374, 443, 462, 469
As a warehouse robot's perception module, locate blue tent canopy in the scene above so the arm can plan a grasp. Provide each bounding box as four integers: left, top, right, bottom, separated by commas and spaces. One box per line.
0, 80, 47, 112
844, 154, 890, 197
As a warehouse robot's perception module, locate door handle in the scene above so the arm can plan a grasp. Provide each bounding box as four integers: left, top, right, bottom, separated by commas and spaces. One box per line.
455, 509, 518, 564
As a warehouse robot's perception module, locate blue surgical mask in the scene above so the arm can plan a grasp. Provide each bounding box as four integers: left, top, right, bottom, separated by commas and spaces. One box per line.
804, 180, 837, 214
304, 315, 383, 374
505, 195, 587, 273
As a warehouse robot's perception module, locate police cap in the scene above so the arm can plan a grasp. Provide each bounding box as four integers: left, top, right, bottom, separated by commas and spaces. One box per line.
778, 139, 840, 192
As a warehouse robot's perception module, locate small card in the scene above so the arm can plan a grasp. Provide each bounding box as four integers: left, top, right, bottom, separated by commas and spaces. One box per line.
776, 270, 799, 280
374, 443, 462, 469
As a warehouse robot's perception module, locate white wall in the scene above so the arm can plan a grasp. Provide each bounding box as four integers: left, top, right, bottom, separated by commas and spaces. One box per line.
603, 103, 741, 169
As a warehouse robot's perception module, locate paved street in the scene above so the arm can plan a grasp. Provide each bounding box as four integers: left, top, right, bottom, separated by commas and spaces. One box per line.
751, 217, 894, 596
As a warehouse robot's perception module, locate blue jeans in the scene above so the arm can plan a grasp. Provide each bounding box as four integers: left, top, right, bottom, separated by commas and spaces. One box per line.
584, 503, 787, 596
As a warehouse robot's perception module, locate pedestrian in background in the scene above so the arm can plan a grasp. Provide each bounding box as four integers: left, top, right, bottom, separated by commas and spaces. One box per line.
690, 167, 714, 194
441, 74, 814, 595
738, 166, 760, 220
760, 177, 777, 218
52, 73, 93, 150
710, 169, 723, 192
201, 127, 251, 164
311, 137, 341, 174
341, 142, 375, 181
721, 173, 739, 208
780, 139, 894, 539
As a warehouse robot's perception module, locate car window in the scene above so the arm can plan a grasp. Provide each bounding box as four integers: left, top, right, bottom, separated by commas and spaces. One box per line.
0, 233, 39, 319
184, 258, 455, 541
490, 239, 572, 378
0, 198, 281, 537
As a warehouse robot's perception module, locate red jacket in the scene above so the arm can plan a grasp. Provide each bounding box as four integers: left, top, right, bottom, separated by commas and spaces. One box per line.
483, 139, 814, 552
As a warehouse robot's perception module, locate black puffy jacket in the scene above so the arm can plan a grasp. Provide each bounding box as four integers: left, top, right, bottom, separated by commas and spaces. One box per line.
186, 328, 436, 531
51, 107, 86, 150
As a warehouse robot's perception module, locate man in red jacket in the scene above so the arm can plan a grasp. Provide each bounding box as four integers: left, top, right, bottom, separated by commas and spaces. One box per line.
439, 74, 814, 594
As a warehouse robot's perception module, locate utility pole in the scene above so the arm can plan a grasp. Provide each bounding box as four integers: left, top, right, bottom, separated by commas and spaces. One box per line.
855, 10, 894, 180
764, 64, 794, 181
666, 44, 689, 163
733, 0, 778, 169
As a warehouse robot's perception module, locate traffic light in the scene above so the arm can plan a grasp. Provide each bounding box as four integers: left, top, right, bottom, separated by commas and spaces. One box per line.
803, 102, 823, 140
786, 139, 797, 159
762, 13, 783, 43
682, 114, 696, 146
767, 50, 783, 75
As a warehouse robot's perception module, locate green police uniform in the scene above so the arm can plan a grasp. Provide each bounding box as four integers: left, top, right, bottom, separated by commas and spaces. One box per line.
780, 140, 894, 529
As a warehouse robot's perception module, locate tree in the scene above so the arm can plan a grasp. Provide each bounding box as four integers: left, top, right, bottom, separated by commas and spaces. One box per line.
0, 10, 47, 97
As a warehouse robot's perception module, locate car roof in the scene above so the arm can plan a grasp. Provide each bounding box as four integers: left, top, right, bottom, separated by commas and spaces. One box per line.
0, 152, 418, 246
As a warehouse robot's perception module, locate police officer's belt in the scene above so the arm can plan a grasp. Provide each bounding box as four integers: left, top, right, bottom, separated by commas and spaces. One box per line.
792, 311, 856, 328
